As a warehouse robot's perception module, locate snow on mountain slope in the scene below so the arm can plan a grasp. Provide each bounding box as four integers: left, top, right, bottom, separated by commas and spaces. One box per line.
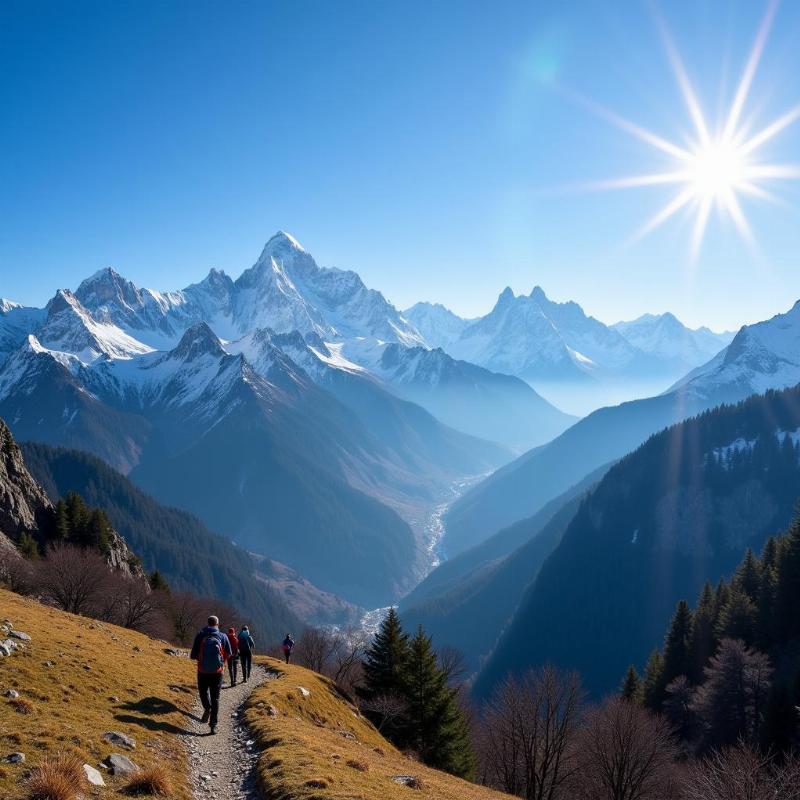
612, 313, 733, 373
234, 232, 425, 346
74, 233, 426, 355
0, 301, 47, 359
348, 340, 576, 450
38, 290, 153, 364
672, 300, 800, 400
404, 301, 470, 349
445, 286, 645, 384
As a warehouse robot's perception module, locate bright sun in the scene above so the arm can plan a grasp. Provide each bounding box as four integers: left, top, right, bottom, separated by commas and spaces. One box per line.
582, 0, 800, 257
689, 140, 748, 200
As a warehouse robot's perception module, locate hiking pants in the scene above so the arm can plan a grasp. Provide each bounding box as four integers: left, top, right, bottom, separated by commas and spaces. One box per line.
284, 649, 292, 664
197, 672, 223, 726
228, 654, 239, 685
240, 650, 252, 681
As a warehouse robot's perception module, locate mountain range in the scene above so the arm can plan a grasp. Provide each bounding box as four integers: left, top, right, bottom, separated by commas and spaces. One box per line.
1, 233, 560, 606
473, 384, 800, 698
443, 299, 800, 556
406, 290, 733, 414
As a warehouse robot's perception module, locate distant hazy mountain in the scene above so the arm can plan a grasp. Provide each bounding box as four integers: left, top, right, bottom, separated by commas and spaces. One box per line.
404, 302, 470, 350
404, 289, 735, 415
474, 384, 800, 699
350, 341, 576, 451
444, 299, 800, 554
612, 312, 733, 375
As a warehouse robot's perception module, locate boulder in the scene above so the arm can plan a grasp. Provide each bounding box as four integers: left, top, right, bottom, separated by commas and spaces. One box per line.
102, 731, 136, 749
9, 631, 31, 642
6, 752, 25, 764
4, 689, 19, 699
83, 764, 106, 786
298, 686, 311, 697
105, 753, 139, 776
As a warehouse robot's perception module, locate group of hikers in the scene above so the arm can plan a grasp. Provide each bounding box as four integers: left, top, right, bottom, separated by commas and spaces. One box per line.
189, 615, 295, 734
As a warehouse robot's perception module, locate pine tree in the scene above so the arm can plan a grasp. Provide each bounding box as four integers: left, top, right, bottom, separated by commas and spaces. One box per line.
53, 500, 70, 540
716, 589, 758, 645
402, 626, 474, 778
755, 565, 778, 651
776, 513, 800, 642
713, 579, 731, 623
642, 649, 665, 711
17, 531, 40, 559
733, 548, 761, 603
359, 608, 410, 703
662, 600, 694, 690
689, 583, 716, 684
149, 570, 170, 593
620, 665, 643, 703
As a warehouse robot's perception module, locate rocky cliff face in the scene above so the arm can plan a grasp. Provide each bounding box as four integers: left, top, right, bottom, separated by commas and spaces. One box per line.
0, 417, 52, 547
0, 417, 142, 577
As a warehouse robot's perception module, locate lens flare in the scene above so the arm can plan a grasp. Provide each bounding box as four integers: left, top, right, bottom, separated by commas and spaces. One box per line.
580, 0, 800, 258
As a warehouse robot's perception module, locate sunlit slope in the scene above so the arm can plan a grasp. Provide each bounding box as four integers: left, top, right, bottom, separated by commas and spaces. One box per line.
245, 659, 511, 800
0, 588, 196, 800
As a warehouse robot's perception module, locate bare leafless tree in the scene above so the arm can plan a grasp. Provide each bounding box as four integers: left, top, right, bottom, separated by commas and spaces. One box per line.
169, 590, 208, 646
481, 666, 585, 800
684, 742, 780, 800
34, 542, 114, 615
0, 548, 34, 595
438, 645, 467, 686
295, 626, 339, 673
569, 696, 679, 800
361, 691, 409, 734
331, 627, 369, 691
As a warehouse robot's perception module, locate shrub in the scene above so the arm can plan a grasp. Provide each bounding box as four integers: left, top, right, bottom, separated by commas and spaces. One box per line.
27, 753, 86, 800
124, 766, 173, 796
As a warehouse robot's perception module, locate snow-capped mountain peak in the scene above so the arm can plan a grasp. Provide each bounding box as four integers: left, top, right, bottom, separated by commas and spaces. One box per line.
0, 299, 22, 314
169, 322, 225, 362
674, 299, 800, 400
38, 289, 153, 364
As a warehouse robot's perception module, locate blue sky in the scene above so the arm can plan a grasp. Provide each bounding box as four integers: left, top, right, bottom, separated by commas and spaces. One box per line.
2, 0, 800, 330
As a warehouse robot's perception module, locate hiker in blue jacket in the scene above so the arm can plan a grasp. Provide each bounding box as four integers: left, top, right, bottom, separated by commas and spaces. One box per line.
190, 615, 232, 734
238, 625, 255, 682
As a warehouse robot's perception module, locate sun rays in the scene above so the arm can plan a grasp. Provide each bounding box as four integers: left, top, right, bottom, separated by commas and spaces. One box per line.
581, 0, 800, 258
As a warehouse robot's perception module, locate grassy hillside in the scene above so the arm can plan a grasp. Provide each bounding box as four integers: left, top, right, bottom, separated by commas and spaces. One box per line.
0, 588, 196, 800
244, 660, 511, 800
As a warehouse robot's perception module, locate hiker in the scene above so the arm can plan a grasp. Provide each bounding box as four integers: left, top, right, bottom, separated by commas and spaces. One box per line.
282, 633, 295, 664
227, 627, 240, 687
190, 615, 232, 735
238, 625, 255, 682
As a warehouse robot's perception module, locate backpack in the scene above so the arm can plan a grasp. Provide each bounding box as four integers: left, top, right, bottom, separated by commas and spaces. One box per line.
199, 634, 225, 674
239, 631, 252, 652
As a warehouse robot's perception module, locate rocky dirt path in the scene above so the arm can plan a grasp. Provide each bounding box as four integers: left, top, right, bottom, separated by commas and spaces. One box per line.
184, 664, 273, 799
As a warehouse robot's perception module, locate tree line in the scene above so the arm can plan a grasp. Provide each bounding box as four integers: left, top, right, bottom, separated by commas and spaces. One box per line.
624, 507, 800, 757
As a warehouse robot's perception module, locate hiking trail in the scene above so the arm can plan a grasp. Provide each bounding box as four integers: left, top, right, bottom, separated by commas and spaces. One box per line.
184, 664, 273, 799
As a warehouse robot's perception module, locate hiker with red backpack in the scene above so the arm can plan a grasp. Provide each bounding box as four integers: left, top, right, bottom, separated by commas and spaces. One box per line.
227, 627, 240, 687
190, 615, 232, 735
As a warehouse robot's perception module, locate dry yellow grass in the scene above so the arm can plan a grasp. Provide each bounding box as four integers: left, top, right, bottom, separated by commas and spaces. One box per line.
0, 588, 196, 800
244, 658, 512, 800
123, 766, 173, 796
